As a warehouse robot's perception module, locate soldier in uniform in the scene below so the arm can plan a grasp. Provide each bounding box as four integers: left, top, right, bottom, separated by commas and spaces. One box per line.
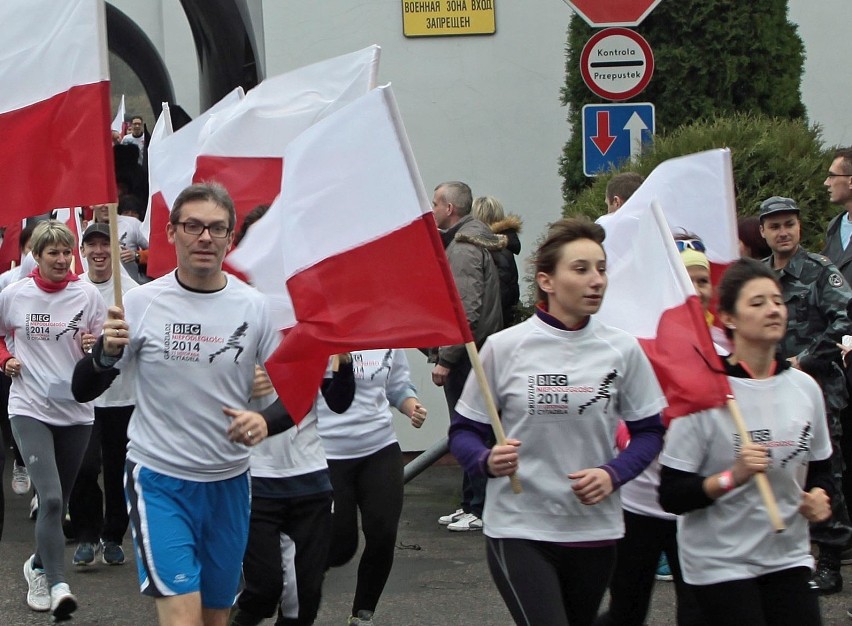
760, 196, 852, 594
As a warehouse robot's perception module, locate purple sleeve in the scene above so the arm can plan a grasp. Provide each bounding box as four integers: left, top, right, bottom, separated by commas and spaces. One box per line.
448, 411, 493, 478
599, 414, 664, 489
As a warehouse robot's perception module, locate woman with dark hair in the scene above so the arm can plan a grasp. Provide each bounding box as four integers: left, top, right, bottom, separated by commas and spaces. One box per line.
738, 215, 771, 260
0, 220, 106, 620
449, 217, 666, 625
659, 257, 832, 626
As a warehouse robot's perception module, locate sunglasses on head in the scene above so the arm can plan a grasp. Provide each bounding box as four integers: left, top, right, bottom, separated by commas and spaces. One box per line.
675, 239, 706, 253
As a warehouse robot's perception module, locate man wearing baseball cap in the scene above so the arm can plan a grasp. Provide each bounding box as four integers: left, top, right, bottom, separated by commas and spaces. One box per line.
760, 196, 852, 594
66, 222, 139, 569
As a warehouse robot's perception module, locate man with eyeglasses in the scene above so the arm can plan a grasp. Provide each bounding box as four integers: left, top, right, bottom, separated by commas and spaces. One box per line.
822, 149, 852, 285
72, 182, 293, 626
760, 196, 852, 595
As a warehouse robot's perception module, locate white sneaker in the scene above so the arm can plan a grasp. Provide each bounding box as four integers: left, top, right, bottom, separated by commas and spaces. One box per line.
23, 555, 49, 611
49, 582, 77, 620
438, 508, 465, 526
11, 462, 31, 495
29, 494, 39, 520
447, 512, 483, 532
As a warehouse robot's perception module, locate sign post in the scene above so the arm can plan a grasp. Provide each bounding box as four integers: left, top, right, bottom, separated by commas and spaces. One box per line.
582, 103, 655, 176
562, 0, 663, 27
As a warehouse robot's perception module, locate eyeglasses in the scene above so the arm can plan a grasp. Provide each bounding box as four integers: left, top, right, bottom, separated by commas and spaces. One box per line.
675, 239, 706, 253
174, 221, 231, 238
826, 172, 852, 178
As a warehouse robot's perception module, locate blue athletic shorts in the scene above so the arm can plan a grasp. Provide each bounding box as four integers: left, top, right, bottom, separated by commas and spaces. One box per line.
125, 461, 251, 608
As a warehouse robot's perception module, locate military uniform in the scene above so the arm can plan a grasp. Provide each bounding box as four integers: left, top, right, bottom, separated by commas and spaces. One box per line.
767, 246, 852, 551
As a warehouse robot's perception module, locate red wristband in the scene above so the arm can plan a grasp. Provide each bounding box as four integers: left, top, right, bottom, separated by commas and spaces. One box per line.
718, 470, 735, 493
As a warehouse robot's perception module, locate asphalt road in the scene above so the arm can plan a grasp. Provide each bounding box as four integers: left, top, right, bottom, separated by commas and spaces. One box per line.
0, 460, 850, 625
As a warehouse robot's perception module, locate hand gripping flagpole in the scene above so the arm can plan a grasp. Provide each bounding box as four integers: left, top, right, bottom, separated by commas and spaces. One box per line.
107, 203, 124, 308
726, 397, 785, 532
465, 342, 522, 494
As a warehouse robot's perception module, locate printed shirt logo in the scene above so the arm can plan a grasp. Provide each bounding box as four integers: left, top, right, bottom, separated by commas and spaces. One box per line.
527, 373, 594, 415
352, 350, 392, 380
162, 322, 248, 364
733, 424, 809, 467
25, 310, 83, 342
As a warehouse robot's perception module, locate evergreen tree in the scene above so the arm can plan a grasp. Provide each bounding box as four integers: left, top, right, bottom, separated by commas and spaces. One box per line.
560, 0, 805, 203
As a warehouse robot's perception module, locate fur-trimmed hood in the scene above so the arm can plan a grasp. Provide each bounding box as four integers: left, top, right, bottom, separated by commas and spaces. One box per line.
489, 214, 523, 236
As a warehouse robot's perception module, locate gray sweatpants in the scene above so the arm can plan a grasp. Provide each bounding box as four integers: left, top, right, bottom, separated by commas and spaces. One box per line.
11, 415, 91, 587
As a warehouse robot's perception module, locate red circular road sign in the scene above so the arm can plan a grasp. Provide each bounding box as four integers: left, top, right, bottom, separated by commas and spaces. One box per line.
580, 28, 654, 101
563, 0, 663, 27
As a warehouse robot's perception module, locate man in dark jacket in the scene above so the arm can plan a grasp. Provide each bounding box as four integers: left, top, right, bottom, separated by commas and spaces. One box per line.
430, 181, 502, 532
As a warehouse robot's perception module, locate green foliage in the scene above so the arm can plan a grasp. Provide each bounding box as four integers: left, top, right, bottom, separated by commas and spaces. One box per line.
564, 113, 836, 252
560, 0, 806, 202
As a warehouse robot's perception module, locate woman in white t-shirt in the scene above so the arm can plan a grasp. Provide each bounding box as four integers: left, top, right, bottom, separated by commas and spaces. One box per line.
659, 257, 832, 626
0, 221, 106, 621
449, 218, 666, 626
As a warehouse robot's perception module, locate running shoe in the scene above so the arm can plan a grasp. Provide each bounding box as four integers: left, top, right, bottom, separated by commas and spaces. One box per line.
447, 512, 483, 532
348, 610, 374, 625
100, 540, 126, 565
11, 461, 31, 495
72, 542, 96, 566
49, 582, 77, 620
438, 508, 464, 525
23, 555, 49, 612
655, 553, 673, 581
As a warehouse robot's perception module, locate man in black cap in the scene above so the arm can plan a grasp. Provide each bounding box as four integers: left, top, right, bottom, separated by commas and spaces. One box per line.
66, 222, 139, 568
760, 196, 852, 594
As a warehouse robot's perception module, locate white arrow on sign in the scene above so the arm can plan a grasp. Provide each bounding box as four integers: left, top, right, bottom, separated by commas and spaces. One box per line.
624, 112, 648, 160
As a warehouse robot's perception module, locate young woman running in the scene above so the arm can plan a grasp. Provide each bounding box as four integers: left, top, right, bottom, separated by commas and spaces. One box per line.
449, 218, 666, 626
659, 257, 832, 626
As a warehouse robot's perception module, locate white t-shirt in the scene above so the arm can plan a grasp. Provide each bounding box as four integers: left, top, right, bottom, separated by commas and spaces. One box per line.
80, 272, 139, 407
0, 277, 106, 425
113, 215, 148, 282
661, 369, 832, 585
316, 349, 416, 460
120, 272, 281, 481
455, 315, 667, 542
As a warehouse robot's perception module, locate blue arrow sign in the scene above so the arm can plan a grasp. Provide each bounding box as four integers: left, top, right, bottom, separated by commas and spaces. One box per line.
582, 103, 655, 177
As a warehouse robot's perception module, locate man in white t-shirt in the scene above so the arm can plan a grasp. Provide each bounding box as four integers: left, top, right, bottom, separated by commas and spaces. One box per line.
73, 183, 291, 626
120, 116, 145, 165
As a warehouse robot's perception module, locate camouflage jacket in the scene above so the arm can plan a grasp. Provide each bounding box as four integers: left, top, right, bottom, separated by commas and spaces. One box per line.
767, 246, 852, 409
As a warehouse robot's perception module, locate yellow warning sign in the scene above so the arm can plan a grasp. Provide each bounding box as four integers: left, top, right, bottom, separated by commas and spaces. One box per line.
402, 0, 496, 37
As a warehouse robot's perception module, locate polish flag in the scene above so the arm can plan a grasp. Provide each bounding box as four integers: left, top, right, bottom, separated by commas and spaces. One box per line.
111, 94, 126, 136
596, 152, 735, 419
0, 0, 116, 223
0, 220, 26, 273
227, 86, 472, 420
615, 148, 739, 285
143, 45, 380, 279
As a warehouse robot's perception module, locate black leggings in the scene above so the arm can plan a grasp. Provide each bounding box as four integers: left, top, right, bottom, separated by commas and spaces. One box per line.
596, 511, 706, 626
327, 442, 404, 615
486, 536, 615, 626
687, 566, 821, 626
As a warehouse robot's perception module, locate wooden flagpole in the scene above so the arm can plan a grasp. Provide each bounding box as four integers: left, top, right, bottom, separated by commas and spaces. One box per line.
107, 203, 124, 308
465, 341, 522, 494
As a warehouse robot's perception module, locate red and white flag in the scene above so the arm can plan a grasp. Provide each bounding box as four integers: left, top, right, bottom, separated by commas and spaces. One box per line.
596, 152, 735, 419
0, 220, 27, 273
143, 45, 381, 279
0, 0, 116, 222
111, 94, 126, 136
615, 148, 739, 283
227, 86, 472, 420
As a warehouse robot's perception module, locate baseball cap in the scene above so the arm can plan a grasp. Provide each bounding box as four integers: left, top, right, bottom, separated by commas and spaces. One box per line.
758, 196, 800, 221
81, 222, 110, 243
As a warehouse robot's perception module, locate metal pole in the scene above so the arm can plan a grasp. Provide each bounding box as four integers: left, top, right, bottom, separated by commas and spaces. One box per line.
403, 436, 449, 484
